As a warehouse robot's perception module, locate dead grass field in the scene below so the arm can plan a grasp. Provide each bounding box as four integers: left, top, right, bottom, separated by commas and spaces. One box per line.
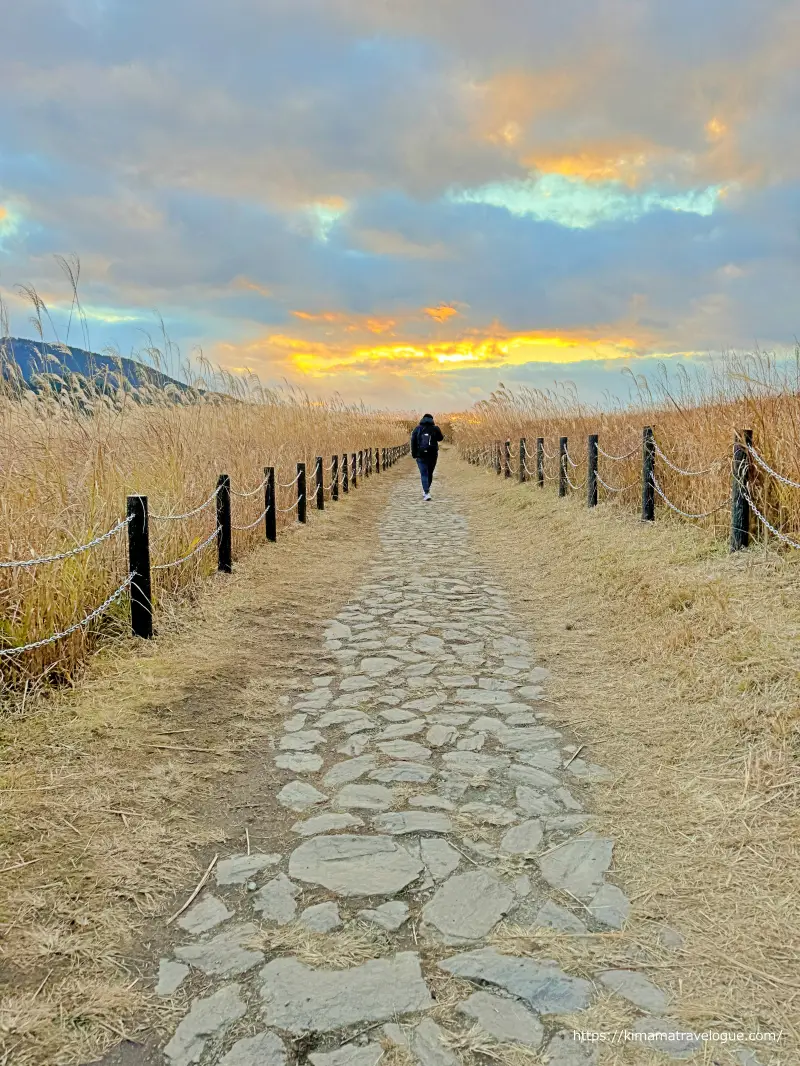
445, 456, 800, 1065
0, 464, 401, 1066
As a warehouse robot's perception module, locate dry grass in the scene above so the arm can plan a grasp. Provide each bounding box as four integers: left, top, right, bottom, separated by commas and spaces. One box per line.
0, 464, 399, 1065
262, 921, 392, 968
0, 383, 406, 687
451, 352, 800, 556
445, 456, 799, 1065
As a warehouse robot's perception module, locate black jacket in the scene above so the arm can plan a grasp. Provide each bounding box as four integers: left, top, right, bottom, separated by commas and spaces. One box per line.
411, 417, 444, 459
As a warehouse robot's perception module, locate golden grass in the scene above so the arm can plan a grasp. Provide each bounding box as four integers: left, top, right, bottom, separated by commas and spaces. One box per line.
0, 390, 406, 687
451, 353, 800, 558
0, 465, 398, 1065
445, 456, 799, 1064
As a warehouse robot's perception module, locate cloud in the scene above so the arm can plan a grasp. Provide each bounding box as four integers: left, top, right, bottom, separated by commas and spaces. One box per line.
0, 0, 799, 407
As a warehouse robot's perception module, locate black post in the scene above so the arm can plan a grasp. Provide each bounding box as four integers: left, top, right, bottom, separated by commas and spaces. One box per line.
519, 439, 526, 483
342, 452, 349, 493
315, 456, 324, 510
127, 495, 153, 639
504, 439, 511, 478
351, 452, 357, 488
297, 462, 307, 523
376, 447, 381, 473
730, 428, 752, 551
495, 441, 502, 475
265, 467, 276, 541
536, 437, 545, 488
264, 466, 277, 541
217, 474, 232, 572
331, 455, 339, 501
558, 437, 568, 497
359, 449, 364, 479
642, 426, 655, 522
588, 434, 598, 508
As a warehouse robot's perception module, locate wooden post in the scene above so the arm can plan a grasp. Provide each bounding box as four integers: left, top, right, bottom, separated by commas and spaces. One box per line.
495, 441, 501, 475
641, 426, 655, 521
558, 438, 568, 497
297, 462, 307, 523
504, 439, 511, 478
519, 439, 526, 483
351, 452, 357, 488
588, 434, 598, 508
359, 449, 364, 479
536, 437, 544, 488
376, 447, 381, 473
331, 455, 339, 501
730, 428, 752, 551
342, 452, 349, 493
216, 474, 232, 572
265, 466, 276, 541
127, 495, 152, 639
315, 456, 324, 510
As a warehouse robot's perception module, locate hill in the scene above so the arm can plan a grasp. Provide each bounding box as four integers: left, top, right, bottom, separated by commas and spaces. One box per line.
1, 337, 194, 397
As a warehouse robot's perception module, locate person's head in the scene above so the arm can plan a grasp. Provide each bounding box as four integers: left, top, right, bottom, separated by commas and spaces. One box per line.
421, 413, 434, 422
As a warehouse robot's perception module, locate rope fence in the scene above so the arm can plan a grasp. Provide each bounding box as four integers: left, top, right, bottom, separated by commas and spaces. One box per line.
0, 515, 132, 569
1, 442, 410, 659
462, 428, 800, 556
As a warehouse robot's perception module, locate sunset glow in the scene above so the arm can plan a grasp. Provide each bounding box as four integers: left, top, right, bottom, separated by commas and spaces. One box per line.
1, 1, 797, 406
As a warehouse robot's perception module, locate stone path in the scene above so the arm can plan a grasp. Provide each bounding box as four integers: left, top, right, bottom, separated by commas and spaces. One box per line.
151, 469, 696, 1065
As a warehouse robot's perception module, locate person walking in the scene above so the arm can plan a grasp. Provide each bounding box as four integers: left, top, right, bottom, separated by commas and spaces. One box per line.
410, 413, 444, 501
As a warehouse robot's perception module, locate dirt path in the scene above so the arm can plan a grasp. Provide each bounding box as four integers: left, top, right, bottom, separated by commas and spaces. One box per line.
88, 455, 762, 1066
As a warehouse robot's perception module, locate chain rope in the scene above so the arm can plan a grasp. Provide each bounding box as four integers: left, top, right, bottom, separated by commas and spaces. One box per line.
277, 471, 303, 489
231, 507, 270, 531
276, 495, 304, 513
596, 471, 638, 493
0, 515, 132, 570
653, 442, 723, 477
745, 443, 800, 490
0, 574, 134, 657
652, 475, 727, 519
231, 475, 269, 498
152, 527, 220, 571
150, 486, 220, 521
597, 443, 639, 461
743, 490, 800, 550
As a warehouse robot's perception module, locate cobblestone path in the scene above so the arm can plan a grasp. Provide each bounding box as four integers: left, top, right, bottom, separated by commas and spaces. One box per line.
153, 469, 688, 1066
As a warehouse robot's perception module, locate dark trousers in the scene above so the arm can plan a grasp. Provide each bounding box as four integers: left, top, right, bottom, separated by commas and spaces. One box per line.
416, 455, 437, 493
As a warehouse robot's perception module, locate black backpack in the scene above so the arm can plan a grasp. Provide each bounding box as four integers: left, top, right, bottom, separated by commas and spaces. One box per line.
418, 427, 433, 454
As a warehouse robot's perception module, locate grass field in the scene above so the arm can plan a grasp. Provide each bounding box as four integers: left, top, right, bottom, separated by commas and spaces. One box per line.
451, 352, 800, 555
0, 378, 405, 690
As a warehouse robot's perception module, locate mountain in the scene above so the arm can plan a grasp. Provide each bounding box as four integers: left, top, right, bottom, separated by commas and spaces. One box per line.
1, 337, 194, 395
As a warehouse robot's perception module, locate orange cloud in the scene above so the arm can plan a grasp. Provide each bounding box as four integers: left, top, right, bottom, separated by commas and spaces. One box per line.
291, 310, 397, 334
220, 325, 655, 382
425, 304, 458, 323
0, 206, 7, 222
526, 144, 657, 188
231, 275, 273, 298
291, 310, 346, 323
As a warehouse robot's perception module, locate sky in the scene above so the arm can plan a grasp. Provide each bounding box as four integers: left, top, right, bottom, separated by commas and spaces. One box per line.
1, 0, 799, 409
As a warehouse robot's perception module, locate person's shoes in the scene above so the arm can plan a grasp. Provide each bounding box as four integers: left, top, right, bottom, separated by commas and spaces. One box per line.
423, 492, 432, 501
